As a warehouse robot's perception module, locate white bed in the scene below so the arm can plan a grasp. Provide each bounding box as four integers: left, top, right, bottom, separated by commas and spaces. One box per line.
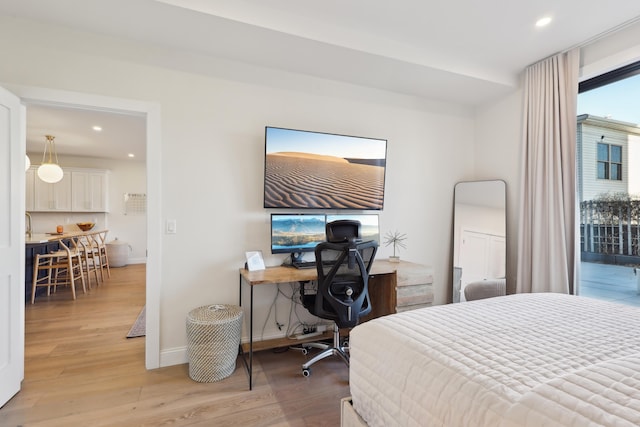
346, 293, 640, 426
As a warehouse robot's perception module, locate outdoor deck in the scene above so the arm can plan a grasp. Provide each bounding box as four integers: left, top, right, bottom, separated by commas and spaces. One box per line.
580, 261, 640, 306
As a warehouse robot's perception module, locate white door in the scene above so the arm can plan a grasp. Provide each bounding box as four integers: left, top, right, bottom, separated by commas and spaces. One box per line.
0, 86, 25, 407
458, 230, 505, 301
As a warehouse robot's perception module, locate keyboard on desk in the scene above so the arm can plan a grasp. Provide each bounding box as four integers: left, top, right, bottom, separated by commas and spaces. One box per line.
292, 261, 317, 269
291, 260, 338, 269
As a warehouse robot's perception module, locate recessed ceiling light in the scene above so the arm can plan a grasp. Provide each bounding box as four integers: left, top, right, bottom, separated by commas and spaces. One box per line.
92, 125, 102, 132
128, 153, 135, 158
536, 16, 552, 27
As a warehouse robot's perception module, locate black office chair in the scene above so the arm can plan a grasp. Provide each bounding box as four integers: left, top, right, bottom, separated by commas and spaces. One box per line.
299, 236, 378, 376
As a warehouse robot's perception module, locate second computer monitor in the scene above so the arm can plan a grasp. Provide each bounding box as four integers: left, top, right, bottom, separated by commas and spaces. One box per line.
326, 214, 379, 244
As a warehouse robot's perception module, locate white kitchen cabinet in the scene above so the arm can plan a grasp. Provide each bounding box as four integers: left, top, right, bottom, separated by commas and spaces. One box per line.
71, 170, 109, 212
33, 169, 72, 211
27, 167, 109, 212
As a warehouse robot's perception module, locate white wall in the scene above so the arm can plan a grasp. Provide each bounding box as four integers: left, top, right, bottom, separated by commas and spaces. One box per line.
473, 89, 523, 294
0, 15, 477, 364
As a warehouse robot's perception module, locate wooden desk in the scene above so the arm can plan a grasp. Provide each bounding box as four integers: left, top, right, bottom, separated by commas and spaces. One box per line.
238, 259, 433, 389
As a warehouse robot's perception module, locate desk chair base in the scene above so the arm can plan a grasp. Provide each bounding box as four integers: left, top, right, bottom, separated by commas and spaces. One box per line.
301, 324, 348, 377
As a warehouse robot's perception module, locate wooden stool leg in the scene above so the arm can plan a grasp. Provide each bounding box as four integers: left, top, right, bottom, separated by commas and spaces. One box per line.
89, 234, 104, 283
67, 256, 77, 300
32, 254, 55, 304
52, 264, 62, 294
31, 255, 40, 304
78, 254, 87, 294
98, 231, 111, 279
103, 246, 111, 278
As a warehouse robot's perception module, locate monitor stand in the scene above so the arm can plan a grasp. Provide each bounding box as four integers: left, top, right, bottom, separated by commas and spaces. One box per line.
290, 252, 304, 264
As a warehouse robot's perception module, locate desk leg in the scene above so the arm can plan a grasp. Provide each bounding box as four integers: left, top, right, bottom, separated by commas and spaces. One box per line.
249, 285, 254, 390
238, 274, 253, 390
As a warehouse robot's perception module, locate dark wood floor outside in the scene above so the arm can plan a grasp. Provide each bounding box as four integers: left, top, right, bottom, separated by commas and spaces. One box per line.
0, 264, 350, 426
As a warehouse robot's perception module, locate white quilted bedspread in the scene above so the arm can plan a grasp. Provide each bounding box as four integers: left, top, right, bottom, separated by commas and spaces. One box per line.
349, 293, 640, 426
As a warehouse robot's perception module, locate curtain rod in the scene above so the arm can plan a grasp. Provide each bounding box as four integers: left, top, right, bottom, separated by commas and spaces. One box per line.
527, 14, 640, 68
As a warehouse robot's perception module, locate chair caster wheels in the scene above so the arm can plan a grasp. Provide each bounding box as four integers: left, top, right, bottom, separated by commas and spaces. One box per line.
302, 368, 311, 377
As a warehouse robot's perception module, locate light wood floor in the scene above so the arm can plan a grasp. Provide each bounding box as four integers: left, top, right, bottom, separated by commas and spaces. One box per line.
0, 264, 350, 426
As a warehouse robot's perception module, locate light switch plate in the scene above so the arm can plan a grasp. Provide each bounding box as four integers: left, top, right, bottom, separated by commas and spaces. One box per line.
166, 219, 177, 234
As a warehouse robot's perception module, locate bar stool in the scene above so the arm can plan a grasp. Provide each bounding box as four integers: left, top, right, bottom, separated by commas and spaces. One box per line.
31, 239, 87, 304
92, 230, 111, 281
77, 234, 100, 289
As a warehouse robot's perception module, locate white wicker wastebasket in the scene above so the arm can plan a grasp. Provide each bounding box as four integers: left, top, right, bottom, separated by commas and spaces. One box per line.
186, 304, 243, 382
106, 238, 130, 267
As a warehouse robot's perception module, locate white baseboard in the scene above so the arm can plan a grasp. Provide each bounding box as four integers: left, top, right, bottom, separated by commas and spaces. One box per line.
159, 330, 317, 368
160, 346, 188, 367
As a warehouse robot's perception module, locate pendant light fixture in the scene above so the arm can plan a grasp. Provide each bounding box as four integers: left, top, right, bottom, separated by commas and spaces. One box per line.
25, 154, 31, 171
37, 135, 64, 183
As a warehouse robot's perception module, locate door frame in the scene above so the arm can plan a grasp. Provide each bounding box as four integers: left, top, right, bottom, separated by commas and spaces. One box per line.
6, 83, 162, 369
0, 86, 25, 406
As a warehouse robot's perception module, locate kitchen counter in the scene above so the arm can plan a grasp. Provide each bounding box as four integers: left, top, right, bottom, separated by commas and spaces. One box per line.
26, 230, 91, 245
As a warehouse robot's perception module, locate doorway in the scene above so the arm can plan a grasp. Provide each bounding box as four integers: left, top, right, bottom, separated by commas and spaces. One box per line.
11, 84, 162, 369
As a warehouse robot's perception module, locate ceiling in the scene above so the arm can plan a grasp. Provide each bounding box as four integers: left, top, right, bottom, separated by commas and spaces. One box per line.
4, 0, 640, 160
25, 104, 146, 162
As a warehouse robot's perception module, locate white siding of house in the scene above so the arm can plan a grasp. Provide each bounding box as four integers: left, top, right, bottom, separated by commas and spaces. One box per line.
579, 119, 635, 201
629, 134, 640, 196
577, 124, 584, 201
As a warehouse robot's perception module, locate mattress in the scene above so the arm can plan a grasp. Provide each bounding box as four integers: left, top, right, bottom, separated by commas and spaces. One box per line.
349, 293, 640, 426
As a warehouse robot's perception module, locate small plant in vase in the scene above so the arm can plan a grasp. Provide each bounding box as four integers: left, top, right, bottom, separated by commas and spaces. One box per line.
383, 230, 407, 262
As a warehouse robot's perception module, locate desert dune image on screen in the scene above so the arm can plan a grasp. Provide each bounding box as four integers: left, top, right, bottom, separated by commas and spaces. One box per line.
264, 127, 387, 210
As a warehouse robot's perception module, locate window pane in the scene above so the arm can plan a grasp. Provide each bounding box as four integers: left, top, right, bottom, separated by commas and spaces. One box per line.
612, 163, 622, 180
598, 162, 608, 179
598, 143, 609, 161
611, 145, 622, 163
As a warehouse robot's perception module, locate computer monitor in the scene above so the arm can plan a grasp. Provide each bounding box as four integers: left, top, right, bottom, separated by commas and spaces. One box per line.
270, 213, 326, 262
326, 214, 379, 243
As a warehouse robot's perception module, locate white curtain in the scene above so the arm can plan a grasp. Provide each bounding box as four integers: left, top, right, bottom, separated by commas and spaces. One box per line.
516, 49, 580, 294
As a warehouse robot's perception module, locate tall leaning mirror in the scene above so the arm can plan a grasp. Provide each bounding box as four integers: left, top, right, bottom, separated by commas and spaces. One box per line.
452, 180, 506, 302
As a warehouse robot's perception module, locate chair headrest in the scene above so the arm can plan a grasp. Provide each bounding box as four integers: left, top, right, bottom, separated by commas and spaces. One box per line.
326, 220, 361, 243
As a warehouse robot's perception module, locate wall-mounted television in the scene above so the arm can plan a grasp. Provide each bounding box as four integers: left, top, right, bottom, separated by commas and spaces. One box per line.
264, 126, 387, 210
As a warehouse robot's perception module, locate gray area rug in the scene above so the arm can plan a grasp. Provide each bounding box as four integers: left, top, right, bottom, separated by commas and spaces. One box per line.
127, 306, 146, 338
